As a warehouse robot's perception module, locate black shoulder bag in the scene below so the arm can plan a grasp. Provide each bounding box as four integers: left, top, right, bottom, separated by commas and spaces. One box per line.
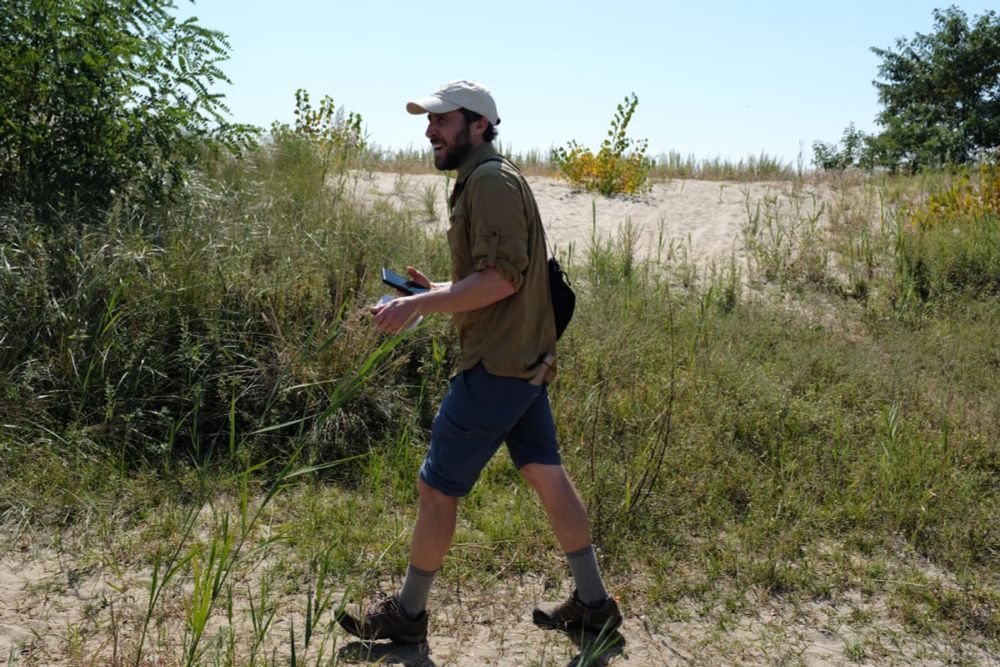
453, 156, 576, 339
541, 231, 575, 340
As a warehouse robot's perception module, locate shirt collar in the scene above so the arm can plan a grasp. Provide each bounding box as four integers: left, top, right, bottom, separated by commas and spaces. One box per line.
454, 141, 499, 185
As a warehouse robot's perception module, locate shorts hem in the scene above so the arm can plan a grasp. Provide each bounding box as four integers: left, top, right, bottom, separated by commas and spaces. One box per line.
512, 452, 563, 469
419, 467, 471, 498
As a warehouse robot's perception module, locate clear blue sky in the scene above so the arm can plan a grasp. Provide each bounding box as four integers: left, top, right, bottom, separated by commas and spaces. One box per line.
176, 1, 997, 165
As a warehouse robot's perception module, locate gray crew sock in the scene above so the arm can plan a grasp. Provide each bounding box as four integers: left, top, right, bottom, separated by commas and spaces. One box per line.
566, 545, 610, 606
397, 564, 438, 618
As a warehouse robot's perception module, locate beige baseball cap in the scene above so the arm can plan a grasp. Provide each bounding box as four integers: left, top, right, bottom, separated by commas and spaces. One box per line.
406, 80, 501, 126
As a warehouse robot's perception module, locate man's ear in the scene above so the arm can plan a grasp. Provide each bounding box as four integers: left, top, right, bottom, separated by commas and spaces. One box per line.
472, 116, 489, 140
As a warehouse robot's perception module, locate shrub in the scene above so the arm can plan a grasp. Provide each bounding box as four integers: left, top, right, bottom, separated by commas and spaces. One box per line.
0, 0, 254, 220
908, 163, 1000, 229
270, 88, 365, 201
270, 89, 365, 158
896, 163, 1000, 300
0, 94, 438, 468
813, 123, 876, 171
552, 93, 652, 196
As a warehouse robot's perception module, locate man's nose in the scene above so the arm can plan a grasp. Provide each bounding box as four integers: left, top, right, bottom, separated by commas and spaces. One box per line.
425, 123, 434, 139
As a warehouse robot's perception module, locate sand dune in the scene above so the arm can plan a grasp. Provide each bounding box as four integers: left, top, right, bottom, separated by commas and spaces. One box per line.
353, 170, 825, 266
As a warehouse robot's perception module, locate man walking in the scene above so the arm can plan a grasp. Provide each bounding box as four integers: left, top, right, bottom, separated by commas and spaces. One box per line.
339, 80, 621, 644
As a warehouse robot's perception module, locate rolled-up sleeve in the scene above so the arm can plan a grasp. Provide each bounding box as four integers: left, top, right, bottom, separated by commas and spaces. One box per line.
467, 173, 529, 291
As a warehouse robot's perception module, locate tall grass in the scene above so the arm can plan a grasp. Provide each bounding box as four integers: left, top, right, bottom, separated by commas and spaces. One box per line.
361, 141, 555, 177
893, 164, 1000, 303
650, 150, 798, 181
1, 136, 998, 663
359, 143, 800, 182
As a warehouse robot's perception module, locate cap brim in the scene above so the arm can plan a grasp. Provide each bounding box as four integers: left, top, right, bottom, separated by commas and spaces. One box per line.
406, 96, 460, 116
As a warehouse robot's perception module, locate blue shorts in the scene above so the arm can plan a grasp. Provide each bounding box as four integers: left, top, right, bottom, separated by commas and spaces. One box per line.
419, 363, 562, 497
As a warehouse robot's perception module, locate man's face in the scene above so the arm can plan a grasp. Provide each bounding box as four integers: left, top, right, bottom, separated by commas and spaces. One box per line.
426, 110, 476, 170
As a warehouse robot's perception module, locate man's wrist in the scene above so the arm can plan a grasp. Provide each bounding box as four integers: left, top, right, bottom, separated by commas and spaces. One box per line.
411, 291, 432, 316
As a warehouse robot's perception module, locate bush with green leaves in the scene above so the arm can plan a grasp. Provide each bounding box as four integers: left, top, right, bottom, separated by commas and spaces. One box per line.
552, 93, 652, 196
0, 99, 439, 468
269, 89, 366, 189
270, 89, 365, 153
812, 123, 875, 171
0, 0, 254, 219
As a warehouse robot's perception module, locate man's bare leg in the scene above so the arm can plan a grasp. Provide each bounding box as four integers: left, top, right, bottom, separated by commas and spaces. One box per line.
520, 463, 610, 604
395, 478, 459, 618
409, 478, 459, 569
520, 463, 591, 551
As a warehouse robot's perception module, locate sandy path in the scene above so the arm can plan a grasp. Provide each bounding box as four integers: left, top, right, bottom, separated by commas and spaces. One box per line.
3, 542, 995, 666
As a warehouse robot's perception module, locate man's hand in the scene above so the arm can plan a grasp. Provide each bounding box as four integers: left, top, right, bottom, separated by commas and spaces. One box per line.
370, 295, 422, 333
405, 266, 437, 290
528, 353, 556, 386
387, 266, 438, 298
371, 266, 513, 333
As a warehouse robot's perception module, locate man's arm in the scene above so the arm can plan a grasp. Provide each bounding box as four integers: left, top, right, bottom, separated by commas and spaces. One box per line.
370, 267, 514, 333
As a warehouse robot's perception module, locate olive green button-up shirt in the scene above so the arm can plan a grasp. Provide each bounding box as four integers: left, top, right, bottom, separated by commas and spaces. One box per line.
447, 142, 556, 380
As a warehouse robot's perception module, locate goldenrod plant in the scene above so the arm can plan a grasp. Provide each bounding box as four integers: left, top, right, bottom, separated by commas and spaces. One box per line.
553, 93, 652, 196
908, 162, 1000, 229
271, 89, 365, 154
270, 89, 366, 188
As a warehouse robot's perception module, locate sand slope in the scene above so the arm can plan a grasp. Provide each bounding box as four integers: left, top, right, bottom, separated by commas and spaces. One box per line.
352, 170, 824, 266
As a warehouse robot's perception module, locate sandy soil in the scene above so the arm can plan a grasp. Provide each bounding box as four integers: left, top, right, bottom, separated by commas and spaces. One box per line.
348, 170, 824, 266
3, 537, 997, 666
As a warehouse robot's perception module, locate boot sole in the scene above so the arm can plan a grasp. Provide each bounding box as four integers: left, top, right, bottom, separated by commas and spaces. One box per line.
337, 615, 426, 644
532, 609, 622, 634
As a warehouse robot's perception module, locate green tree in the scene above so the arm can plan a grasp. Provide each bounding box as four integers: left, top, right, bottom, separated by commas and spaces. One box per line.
814, 6, 1000, 172
871, 6, 1000, 170
812, 123, 875, 171
0, 0, 254, 219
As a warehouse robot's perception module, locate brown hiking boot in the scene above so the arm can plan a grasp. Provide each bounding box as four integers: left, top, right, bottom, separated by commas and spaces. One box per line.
338, 594, 428, 644
533, 590, 623, 633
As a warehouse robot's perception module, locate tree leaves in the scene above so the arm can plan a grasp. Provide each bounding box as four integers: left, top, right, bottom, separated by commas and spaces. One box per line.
814, 6, 1000, 172
871, 6, 1000, 170
0, 0, 257, 221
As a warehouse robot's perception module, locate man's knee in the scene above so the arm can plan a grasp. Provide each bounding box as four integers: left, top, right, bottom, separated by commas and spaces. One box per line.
519, 462, 569, 492
418, 478, 459, 511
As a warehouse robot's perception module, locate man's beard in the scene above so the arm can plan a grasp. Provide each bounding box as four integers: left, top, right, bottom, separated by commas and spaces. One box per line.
434, 122, 473, 171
